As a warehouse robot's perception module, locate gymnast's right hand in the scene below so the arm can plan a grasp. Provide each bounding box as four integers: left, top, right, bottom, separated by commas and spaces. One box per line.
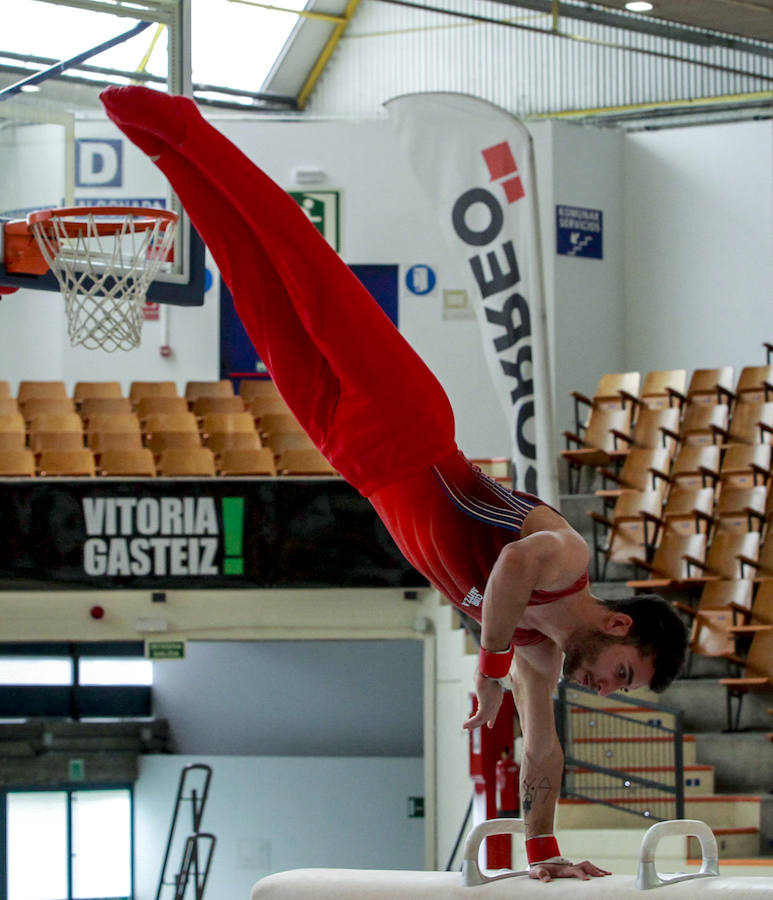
463, 669, 504, 730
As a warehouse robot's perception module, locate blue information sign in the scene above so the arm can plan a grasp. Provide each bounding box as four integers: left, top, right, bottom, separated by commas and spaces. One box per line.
556, 205, 603, 259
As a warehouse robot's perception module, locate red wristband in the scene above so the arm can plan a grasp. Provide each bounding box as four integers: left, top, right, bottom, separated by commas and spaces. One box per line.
526, 835, 560, 864
478, 645, 513, 679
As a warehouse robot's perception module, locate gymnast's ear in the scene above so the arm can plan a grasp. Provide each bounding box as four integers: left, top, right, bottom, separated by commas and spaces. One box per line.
602, 612, 633, 636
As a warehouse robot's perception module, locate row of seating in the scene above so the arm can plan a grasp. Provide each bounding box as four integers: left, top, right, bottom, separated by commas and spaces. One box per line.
570, 356, 773, 731
0, 379, 338, 477
564, 363, 773, 492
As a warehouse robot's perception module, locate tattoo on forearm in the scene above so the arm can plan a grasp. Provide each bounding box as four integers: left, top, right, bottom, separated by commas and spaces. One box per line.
521, 776, 552, 816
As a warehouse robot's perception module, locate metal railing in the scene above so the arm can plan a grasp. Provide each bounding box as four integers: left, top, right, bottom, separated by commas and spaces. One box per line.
555, 682, 685, 823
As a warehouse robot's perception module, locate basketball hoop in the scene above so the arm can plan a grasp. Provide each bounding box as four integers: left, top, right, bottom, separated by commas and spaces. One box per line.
27, 206, 179, 352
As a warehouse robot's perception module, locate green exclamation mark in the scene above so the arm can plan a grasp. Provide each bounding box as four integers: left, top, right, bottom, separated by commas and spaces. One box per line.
222, 497, 245, 575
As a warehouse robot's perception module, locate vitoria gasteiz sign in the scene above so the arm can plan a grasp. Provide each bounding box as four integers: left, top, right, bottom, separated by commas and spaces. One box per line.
0, 481, 424, 591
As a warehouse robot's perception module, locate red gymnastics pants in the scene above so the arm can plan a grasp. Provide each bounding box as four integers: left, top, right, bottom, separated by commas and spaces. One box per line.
100, 86, 458, 500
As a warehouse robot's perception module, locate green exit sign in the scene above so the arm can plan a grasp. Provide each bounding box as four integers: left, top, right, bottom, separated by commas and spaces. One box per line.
147, 640, 186, 660
407, 796, 424, 819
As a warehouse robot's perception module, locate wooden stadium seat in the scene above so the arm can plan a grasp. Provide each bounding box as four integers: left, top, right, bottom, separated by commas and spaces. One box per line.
247, 394, 292, 419
596, 447, 672, 497
719, 444, 771, 488
685, 367, 735, 407
689, 608, 737, 662
0, 431, 26, 452
185, 380, 234, 404
205, 431, 262, 456
720, 626, 773, 730
562, 407, 632, 493
715, 398, 773, 446
143, 412, 199, 435
238, 379, 281, 404
135, 396, 190, 421
678, 402, 729, 446
38, 448, 95, 477
73, 381, 123, 403
0, 381, 10, 399
192, 396, 245, 417
277, 448, 338, 476
264, 431, 316, 455
86, 413, 141, 435
0, 397, 19, 417
627, 527, 707, 590
714, 484, 767, 534
692, 578, 755, 618
20, 397, 76, 421
28, 413, 83, 435
470, 458, 512, 485
588, 489, 662, 580
98, 448, 157, 477
570, 371, 640, 433
78, 397, 134, 422
158, 448, 216, 477
669, 444, 720, 490
17, 381, 67, 404
732, 364, 773, 404
28, 432, 85, 455
219, 447, 277, 476
637, 369, 687, 410
659, 486, 715, 537
200, 412, 256, 439
685, 530, 761, 581
146, 431, 202, 459
0, 412, 25, 435
259, 413, 306, 441
87, 431, 144, 454
736, 530, 773, 581
0, 449, 35, 477
610, 406, 681, 456
129, 381, 179, 405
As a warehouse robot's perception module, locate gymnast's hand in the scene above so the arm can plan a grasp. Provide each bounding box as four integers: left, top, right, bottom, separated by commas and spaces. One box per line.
528, 859, 612, 882
463, 669, 504, 730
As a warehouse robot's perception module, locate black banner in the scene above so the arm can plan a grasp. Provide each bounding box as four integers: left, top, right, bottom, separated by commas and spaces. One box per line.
0, 480, 426, 591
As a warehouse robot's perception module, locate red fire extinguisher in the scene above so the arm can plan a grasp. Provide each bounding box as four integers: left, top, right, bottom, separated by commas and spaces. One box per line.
495, 748, 520, 819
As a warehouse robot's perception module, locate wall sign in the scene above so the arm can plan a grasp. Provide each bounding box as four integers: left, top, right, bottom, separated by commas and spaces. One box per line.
0, 481, 425, 591
556, 205, 603, 259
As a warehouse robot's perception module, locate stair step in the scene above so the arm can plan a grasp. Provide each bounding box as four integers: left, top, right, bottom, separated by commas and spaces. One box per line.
567, 763, 714, 795
687, 828, 760, 859
569, 734, 697, 766
557, 794, 762, 830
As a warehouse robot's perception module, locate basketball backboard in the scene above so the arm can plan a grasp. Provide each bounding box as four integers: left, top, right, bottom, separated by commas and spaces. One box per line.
0, 0, 205, 306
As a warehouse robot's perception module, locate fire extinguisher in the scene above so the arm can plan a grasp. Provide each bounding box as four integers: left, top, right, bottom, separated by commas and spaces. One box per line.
495, 748, 520, 819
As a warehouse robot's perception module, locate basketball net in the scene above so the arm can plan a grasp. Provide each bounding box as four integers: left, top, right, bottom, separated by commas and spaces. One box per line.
28, 207, 178, 353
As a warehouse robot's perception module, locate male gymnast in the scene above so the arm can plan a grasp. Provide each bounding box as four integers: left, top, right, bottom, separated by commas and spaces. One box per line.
100, 85, 688, 883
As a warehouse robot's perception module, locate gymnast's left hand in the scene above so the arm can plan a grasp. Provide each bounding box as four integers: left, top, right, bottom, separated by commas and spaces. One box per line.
528, 859, 612, 882
463, 669, 504, 730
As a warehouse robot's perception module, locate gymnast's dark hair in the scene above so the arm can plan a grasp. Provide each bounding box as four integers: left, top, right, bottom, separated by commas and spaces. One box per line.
601, 593, 689, 692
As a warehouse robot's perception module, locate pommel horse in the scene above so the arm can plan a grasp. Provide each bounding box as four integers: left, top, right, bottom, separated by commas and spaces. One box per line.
251, 819, 773, 898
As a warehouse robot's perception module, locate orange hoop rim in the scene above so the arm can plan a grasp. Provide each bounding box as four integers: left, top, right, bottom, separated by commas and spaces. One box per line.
26, 206, 179, 237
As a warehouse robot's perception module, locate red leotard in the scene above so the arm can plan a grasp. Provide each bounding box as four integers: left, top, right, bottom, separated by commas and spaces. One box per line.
100, 86, 587, 646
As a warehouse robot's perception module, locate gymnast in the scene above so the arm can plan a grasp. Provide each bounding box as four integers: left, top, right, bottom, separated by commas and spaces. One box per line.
99, 85, 688, 883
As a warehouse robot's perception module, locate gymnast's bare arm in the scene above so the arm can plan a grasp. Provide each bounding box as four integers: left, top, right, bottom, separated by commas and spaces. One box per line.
513, 643, 611, 881
463, 508, 588, 731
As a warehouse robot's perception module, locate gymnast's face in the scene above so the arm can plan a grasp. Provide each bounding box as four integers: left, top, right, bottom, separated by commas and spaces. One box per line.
562, 629, 655, 697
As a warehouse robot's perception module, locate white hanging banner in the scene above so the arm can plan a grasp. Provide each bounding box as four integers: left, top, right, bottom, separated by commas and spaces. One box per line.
385, 92, 558, 505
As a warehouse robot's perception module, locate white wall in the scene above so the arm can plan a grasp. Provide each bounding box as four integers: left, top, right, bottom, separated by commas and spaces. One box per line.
134, 754, 424, 900
624, 119, 773, 377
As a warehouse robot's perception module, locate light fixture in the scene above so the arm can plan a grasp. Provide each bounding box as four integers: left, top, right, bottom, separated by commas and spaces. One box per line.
20, 84, 41, 93
625, 1, 654, 11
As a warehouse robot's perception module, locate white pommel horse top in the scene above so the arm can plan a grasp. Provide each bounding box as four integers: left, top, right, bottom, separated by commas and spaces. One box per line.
251, 819, 773, 898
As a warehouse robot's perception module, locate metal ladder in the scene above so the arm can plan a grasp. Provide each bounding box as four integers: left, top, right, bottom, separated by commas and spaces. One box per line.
156, 763, 217, 900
